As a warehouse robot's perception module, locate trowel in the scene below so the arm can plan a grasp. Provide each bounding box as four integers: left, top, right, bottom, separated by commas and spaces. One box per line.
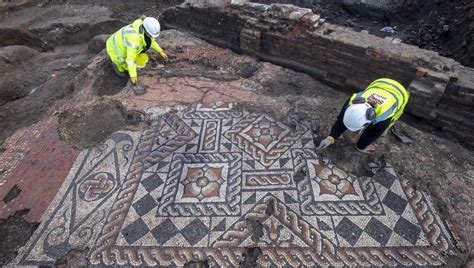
391, 125, 413, 144
133, 83, 146, 95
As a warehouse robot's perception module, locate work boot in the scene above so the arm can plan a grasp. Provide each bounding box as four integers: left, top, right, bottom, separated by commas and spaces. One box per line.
112, 62, 126, 78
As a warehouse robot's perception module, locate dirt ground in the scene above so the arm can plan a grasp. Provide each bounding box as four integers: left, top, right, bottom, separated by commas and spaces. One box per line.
57, 99, 143, 150
0, 0, 182, 145
0, 210, 39, 265
0, 0, 473, 266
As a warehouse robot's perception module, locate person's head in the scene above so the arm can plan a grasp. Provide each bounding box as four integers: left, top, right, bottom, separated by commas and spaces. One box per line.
343, 102, 375, 131
143, 17, 161, 38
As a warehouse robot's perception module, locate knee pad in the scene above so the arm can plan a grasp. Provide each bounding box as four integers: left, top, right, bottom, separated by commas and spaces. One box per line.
136, 53, 149, 69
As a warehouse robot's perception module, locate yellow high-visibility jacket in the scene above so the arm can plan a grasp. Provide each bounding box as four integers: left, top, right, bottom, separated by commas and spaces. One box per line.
349, 78, 410, 127
106, 18, 164, 78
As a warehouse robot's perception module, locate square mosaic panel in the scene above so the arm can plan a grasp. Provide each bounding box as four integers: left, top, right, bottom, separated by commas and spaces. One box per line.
15, 103, 457, 267
157, 152, 242, 216
293, 149, 384, 216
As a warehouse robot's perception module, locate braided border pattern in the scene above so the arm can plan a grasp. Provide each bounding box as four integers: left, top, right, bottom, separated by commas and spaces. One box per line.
91, 113, 197, 264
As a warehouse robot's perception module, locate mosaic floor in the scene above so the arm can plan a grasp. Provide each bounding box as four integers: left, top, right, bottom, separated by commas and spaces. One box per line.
15, 103, 456, 266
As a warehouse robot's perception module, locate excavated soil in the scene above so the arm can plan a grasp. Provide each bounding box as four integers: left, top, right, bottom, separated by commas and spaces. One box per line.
53, 248, 89, 267
94, 64, 129, 96
58, 100, 142, 150
0, 66, 79, 144
0, 0, 182, 145
0, 210, 39, 265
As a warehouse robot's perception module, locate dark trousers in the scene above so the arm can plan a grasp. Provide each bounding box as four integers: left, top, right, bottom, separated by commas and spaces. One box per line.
329, 100, 391, 150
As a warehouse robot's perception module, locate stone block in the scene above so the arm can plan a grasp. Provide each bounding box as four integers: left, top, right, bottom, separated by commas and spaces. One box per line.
442, 125, 472, 141
310, 22, 322, 30
344, 78, 366, 90
450, 93, 474, 106
230, 0, 246, 5
335, 42, 367, 55
462, 118, 474, 129
268, 4, 312, 20
296, 7, 312, 15
425, 70, 451, 83
406, 103, 438, 120
269, 4, 297, 18
324, 72, 346, 87
408, 79, 445, 101
248, 3, 270, 13
459, 84, 474, 94
415, 68, 428, 78
308, 14, 320, 24
366, 47, 384, 58
184, 0, 230, 7
288, 11, 303, 21
392, 38, 402, 45
436, 112, 464, 125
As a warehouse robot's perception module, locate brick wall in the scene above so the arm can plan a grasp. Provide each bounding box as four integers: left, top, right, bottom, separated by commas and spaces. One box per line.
162, 2, 474, 146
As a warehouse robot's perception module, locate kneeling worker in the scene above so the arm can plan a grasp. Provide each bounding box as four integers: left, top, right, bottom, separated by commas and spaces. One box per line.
106, 16, 168, 86
317, 78, 410, 154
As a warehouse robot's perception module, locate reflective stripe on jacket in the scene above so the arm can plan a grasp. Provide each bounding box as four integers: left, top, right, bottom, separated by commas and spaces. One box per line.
106, 18, 164, 77
349, 78, 410, 124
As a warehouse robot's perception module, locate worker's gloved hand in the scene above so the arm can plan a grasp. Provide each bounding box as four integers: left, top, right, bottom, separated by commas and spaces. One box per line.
316, 136, 335, 151
130, 76, 138, 85
159, 51, 168, 61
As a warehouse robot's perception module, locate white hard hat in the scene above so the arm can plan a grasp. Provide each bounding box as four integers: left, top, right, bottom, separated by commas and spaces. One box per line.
343, 103, 374, 131
143, 17, 161, 38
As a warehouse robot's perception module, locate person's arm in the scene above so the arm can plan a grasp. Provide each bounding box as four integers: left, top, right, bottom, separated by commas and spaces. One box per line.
329, 100, 350, 139
151, 40, 167, 60
150, 40, 163, 54
317, 99, 350, 150
124, 34, 141, 82
356, 119, 391, 150
126, 47, 138, 80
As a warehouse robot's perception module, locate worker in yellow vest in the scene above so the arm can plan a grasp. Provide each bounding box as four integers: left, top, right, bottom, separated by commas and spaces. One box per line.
317, 78, 410, 154
106, 16, 168, 85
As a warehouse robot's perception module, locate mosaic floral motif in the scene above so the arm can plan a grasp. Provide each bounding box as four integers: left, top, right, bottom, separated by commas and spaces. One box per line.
225, 113, 304, 167
181, 165, 224, 201
243, 115, 286, 150
313, 164, 358, 199
157, 152, 241, 216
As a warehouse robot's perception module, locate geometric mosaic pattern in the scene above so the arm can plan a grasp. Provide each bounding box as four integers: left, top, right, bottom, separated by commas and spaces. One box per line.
14, 103, 457, 266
